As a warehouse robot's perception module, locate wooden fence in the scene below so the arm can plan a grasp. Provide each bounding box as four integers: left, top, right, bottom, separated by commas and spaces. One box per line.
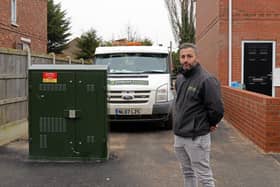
0, 48, 83, 145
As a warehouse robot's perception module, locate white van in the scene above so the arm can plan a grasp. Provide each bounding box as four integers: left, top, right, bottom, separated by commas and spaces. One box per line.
95, 46, 174, 129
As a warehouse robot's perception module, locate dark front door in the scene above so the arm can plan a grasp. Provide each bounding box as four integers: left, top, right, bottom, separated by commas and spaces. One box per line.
244, 42, 273, 96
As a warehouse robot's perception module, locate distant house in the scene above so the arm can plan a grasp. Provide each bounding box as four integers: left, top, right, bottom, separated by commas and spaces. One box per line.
112, 38, 142, 46
0, 0, 47, 53
61, 37, 80, 59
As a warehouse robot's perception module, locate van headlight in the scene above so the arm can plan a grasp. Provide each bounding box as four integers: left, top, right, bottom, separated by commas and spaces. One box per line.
156, 84, 168, 103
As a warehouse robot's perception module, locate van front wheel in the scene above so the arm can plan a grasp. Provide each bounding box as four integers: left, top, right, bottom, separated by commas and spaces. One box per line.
164, 115, 173, 130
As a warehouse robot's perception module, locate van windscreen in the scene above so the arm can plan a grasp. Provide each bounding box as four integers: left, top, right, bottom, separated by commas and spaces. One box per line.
95, 53, 168, 74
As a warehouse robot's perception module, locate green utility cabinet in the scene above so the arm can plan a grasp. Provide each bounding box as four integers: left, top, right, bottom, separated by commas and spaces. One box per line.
28, 64, 108, 160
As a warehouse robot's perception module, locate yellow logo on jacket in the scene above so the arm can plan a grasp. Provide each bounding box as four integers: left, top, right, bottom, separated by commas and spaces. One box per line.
187, 86, 197, 92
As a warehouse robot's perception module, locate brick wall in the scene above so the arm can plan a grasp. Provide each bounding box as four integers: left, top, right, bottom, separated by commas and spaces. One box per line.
197, 0, 280, 152
231, 0, 280, 84
198, 0, 280, 85
217, 0, 280, 85
196, 0, 220, 78
217, 19, 229, 85
196, 0, 230, 85
0, 0, 47, 53
222, 86, 280, 152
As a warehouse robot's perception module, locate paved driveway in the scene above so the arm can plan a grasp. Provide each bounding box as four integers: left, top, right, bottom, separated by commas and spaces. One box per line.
0, 121, 280, 187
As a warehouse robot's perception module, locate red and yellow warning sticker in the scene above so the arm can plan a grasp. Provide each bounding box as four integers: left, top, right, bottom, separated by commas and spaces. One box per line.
42, 72, 57, 83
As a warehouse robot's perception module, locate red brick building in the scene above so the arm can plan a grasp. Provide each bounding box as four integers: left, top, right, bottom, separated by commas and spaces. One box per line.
0, 0, 47, 53
196, 0, 280, 152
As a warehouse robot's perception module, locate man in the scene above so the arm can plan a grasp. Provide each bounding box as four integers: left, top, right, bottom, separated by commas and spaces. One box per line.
173, 43, 224, 187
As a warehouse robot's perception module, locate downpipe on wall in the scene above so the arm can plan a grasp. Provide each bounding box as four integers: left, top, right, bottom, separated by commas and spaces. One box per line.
228, 0, 232, 86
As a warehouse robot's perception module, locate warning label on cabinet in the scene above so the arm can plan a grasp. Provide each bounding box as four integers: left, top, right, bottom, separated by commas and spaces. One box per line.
42, 72, 57, 83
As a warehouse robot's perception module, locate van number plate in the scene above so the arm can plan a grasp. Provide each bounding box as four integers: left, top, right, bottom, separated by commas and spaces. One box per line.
115, 108, 141, 115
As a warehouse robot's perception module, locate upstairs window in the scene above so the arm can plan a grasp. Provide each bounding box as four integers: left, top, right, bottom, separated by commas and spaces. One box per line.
11, 0, 17, 25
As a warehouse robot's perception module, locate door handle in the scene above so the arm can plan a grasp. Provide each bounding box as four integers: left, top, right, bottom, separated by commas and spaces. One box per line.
69, 110, 76, 119
64, 110, 80, 119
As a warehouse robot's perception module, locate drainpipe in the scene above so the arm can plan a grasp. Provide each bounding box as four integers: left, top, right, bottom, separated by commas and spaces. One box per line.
228, 0, 232, 86
26, 46, 31, 69
25, 46, 31, 119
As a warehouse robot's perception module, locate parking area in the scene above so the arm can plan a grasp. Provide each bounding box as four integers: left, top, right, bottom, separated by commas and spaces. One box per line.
0, 121, 280, 187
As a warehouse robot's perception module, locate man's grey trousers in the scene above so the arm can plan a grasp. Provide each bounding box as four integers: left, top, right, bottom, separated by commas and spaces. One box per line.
174, 133, 215, 187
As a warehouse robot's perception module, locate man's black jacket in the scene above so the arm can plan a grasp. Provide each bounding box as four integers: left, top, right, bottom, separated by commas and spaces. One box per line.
173, 63, 224, 139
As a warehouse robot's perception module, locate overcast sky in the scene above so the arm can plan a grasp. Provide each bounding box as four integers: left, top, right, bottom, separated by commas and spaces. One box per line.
53, 0, 176, 48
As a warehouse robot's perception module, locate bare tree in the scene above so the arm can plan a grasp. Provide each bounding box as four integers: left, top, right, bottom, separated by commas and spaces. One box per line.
115, 24, 153, 45
164, 0, 195, 44
126, 24, 138, 41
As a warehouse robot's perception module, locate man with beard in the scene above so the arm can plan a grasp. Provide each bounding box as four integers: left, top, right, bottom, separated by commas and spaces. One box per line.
173, 43, 224, 187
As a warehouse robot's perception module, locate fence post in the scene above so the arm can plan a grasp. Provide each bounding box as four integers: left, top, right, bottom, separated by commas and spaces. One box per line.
49, 52, 56, 64
66, 56, 72, 64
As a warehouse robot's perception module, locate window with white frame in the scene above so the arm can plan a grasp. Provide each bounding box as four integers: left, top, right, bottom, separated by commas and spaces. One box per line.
11, 0, 17, 25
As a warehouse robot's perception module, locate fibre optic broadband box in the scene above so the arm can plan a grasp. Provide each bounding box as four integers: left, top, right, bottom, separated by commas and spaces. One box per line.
28, 64, 108, 160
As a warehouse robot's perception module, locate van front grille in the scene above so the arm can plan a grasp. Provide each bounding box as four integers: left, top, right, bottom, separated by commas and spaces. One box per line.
108, 90, 151, 104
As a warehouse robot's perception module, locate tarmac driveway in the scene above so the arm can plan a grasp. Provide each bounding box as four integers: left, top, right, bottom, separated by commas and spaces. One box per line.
0, 123, 182, 187
0, 121, 280, 187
